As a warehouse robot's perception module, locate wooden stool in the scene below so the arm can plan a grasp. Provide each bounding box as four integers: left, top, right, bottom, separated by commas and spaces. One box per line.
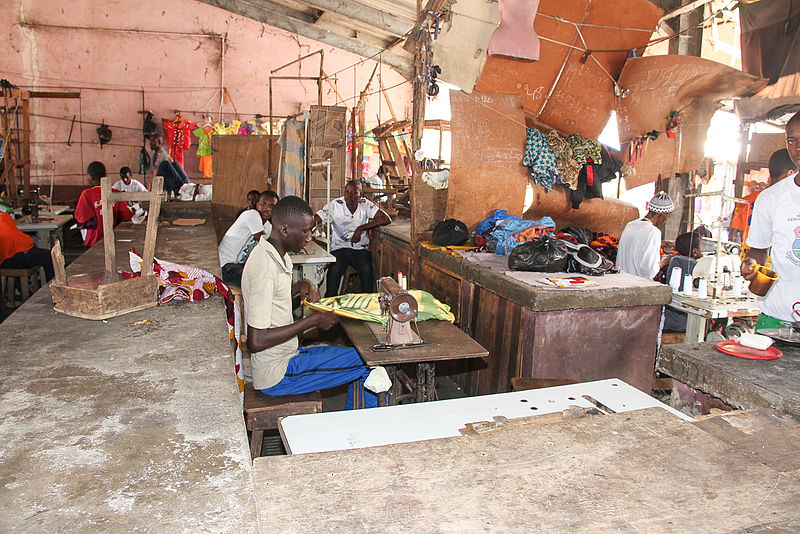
244, 386, 322, 458
1, 266, 46, 309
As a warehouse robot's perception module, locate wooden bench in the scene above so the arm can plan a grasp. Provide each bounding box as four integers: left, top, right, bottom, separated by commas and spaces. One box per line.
244, 385, 322, 458
1, 265, 46, 309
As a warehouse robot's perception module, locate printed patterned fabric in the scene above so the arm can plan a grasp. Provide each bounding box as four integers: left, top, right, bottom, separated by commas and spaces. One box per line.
523, 127, 561, 192
566, 133, 602, 165
278, 119, 306, 198
123, 250, 244, 404
304, 290, 455, 324
545, 131, 581, 190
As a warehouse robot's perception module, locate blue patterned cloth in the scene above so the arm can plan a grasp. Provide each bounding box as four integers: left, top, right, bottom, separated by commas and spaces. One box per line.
523, 128, 561, 192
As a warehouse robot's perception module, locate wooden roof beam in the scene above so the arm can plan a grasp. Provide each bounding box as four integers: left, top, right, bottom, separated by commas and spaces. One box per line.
198, 0, 414, 79
301, 0, 414, 37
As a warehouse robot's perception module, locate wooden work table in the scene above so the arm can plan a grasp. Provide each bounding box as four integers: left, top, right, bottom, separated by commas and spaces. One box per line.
0, 208, 259, 532
340, 317, 488, 404
658, 341, 800, 419
255, 406, 800, 532
372, 223, 672, 394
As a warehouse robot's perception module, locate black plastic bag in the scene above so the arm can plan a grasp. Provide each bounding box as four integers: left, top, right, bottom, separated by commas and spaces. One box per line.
433, 219, 469, 246
559, 226, 594, 245
508, 236, 568, 272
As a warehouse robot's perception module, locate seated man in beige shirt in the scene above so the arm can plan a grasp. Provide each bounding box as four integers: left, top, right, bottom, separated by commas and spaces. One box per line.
242, 196, 384, 408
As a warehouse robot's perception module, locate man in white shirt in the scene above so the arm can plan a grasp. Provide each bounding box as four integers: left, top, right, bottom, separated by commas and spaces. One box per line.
112, 166, 147, 193
742, 111, 800, 330
315, 180, 391, 297
617, 191, 675, 280
218, 190, 279, 287
243, 196, 384, 408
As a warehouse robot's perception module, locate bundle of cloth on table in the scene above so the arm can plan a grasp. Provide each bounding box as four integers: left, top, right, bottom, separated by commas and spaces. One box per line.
472, 210, 619, 276
304, 290, 455, 324
523, 127, 623, 208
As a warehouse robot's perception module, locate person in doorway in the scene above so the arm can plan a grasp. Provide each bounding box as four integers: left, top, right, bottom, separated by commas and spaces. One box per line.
741, 112, 800, 330
150, 134, 190, 198
0, 212, 54, 282
314, 180, 391, 297
663, 232, 703, 332
242, 195, 384, 408
617, 191, 675, 280
112, 166, 147, 193
731, 148, 797, 252
235, 189, 261, 219
218, 190, 279, 287
74, 161, 134, 247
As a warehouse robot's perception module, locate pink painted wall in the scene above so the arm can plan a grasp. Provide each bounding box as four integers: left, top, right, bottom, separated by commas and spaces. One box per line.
1, 0, 412, 191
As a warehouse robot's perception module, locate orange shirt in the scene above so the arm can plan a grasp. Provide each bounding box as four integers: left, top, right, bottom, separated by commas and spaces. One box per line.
0, 213, 34, 264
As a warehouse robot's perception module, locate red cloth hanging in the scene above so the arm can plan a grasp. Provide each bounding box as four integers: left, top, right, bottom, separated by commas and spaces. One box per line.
162, 119, 196, 167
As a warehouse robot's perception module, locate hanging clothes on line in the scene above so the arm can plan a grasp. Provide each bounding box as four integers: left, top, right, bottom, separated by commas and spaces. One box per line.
162, 116, 196, 167
193, 126, 214, 178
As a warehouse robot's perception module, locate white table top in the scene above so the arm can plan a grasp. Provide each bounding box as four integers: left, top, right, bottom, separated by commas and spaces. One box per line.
288, 239, 335, 265
668, 293, 760, 319
279, 378, 691, 454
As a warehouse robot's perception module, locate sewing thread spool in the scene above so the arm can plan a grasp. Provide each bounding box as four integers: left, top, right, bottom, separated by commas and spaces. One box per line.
669, 267, 682, 294
732, 275, 742, 297
683, 274, 692, 296
697, 277, 708, 299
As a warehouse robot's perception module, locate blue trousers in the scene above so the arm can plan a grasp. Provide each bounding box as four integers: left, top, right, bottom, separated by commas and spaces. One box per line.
261, 346, 380, 409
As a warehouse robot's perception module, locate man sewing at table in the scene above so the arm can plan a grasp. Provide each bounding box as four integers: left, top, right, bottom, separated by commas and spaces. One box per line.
617, 191, 675, 280
314, 180, 391, 297
242, 195, 386, 408
741, 111, 800, 330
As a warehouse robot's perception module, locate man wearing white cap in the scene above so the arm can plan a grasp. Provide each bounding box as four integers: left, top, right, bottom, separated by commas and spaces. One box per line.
617, 191, 675, 280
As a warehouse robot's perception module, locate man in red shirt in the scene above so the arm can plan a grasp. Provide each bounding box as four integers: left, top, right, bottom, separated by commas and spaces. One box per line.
0, 213, 54, 281
74, 161, 134, 247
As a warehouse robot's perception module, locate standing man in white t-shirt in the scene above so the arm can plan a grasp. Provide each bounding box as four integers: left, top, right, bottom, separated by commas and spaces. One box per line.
742, 111, 800, 330
315, 180, 391, 296
218, 190, 279, 287
616, 191, 675, 280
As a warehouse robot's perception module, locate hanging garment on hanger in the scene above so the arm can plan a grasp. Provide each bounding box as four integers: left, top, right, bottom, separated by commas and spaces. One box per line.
193, 126, 214, 178
162, 118, 196, 166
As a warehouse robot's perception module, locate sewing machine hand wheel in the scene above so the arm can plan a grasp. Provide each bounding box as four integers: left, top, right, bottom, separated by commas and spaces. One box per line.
389, 293, 418, 322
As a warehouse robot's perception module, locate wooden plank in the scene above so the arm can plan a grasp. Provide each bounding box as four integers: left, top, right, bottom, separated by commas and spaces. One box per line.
254, 408, 800, 532
51, 240, 67, 285
141, 176, 163, 272
100, 177, 116, 282
447, 91, 529, 230
211, 135, 277, 219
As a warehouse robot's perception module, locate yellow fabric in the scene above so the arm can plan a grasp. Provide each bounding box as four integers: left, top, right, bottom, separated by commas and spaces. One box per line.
420, 240, 479, 257
303, 290, 455, 324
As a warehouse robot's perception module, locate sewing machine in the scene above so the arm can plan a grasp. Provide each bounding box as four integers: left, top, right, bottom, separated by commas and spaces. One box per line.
373, 276, 423, 349
692, 250, 742, 299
